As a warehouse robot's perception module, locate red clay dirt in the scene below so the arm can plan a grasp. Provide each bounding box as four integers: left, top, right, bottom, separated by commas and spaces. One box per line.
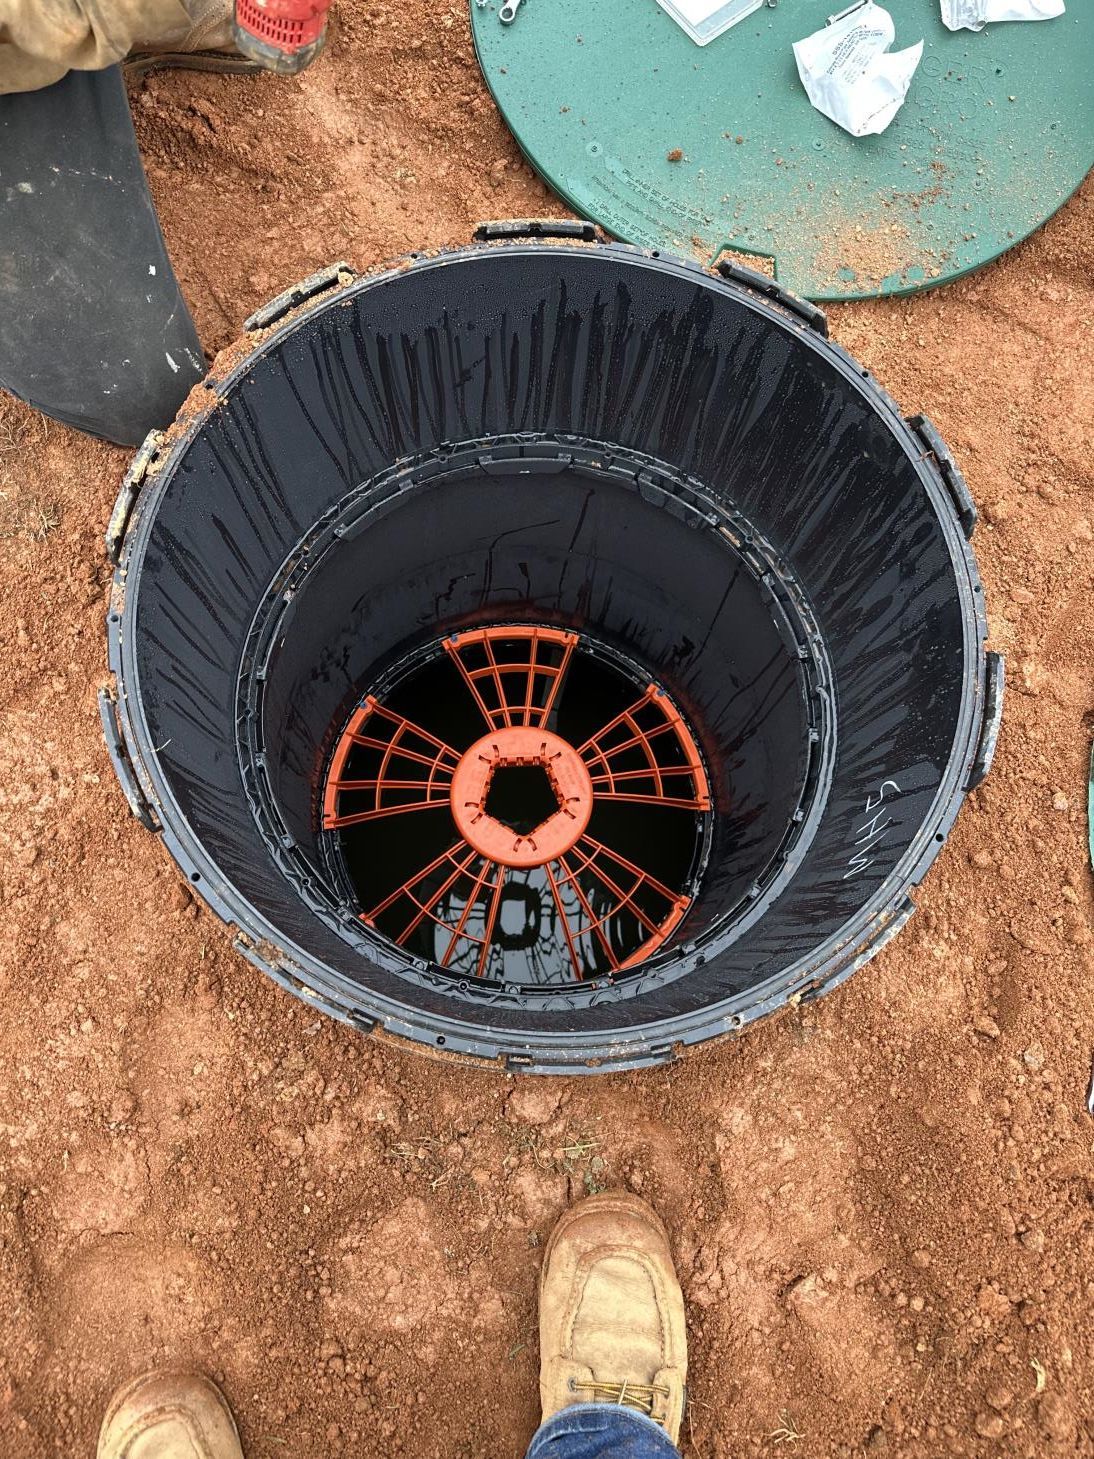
1, 5, 1093, 1457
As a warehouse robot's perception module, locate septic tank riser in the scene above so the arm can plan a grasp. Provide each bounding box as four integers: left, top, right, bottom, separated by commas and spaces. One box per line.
101, 223, 1003, 1072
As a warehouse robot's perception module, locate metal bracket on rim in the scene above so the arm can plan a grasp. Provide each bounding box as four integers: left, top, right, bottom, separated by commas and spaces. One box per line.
98, 686, 158, 831
233, 933, 371, 1029
713, 256, 828, 337
473, 218, 600, 243
504, 1040, 677, 1072
243, 261, 358, 333
232, 932, 281, 980
106, 428, 163, 566
907, 413, 977, 539
966, 651, 1005, 790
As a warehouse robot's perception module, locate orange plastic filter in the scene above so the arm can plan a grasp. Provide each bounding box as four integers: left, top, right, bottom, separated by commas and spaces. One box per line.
322, 626, 711, 982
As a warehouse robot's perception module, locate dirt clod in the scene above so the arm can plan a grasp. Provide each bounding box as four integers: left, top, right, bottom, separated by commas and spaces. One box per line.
974, 1410, 1007, 1440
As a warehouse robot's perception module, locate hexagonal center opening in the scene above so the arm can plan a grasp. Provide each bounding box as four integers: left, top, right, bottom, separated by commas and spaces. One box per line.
484, 761, 560, 835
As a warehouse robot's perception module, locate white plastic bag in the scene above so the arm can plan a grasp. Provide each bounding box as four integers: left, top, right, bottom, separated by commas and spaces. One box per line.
793, 2, 923, 138
940, 0, 1064, 31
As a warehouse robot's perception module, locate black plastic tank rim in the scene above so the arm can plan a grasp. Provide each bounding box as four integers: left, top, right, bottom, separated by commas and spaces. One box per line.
103, 234, 999, 1071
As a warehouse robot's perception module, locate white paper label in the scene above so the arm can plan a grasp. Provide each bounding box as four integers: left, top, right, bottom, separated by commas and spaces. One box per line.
793, 2, 923, 137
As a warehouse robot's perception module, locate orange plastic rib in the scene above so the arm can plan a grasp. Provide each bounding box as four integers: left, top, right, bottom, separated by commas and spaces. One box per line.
550, 834, 690, 974
321, 698, 460, 829
443, 625, 578, 730
578, 684, 710, 811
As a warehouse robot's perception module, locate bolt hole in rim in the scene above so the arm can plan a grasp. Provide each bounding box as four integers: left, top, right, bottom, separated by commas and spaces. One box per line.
106, 239, 997, 1069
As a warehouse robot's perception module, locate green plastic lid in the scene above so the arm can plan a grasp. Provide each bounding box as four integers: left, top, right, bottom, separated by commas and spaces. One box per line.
471, 0, 1092, 299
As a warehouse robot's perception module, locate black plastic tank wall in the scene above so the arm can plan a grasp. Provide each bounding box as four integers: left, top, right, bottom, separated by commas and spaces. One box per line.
100, 222, 1003, 1074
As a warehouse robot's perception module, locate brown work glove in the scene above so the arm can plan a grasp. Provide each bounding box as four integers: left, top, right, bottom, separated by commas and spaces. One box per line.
0, 0, 234, 93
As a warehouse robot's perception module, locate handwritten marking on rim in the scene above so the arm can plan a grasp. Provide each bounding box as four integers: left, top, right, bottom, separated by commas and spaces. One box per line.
843, 778, 901, 880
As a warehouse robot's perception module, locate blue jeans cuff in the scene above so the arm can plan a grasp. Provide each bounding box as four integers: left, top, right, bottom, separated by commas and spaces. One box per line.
527, 1403, 680, 1459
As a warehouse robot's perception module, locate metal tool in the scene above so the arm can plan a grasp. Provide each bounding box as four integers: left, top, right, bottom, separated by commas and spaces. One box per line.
499, 0, 523, 22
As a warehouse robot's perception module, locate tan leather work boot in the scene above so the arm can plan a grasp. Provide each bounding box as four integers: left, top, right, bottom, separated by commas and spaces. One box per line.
125, 0, 263, 76
539, 1192, 688, 1445
97, 1369, 244, 1459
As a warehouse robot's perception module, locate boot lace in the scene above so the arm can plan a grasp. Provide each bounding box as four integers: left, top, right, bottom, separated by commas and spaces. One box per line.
570, 1378, 670, 1421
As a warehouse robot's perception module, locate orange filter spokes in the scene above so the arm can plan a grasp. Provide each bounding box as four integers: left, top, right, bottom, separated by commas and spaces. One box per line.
321, 626, 712, 985
321, 697, 461, 830
578, 683, 711, 813
443, 626, 577, 730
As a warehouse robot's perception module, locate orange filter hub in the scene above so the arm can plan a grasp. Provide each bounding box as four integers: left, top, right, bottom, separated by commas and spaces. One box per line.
449, 727, 594, 868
